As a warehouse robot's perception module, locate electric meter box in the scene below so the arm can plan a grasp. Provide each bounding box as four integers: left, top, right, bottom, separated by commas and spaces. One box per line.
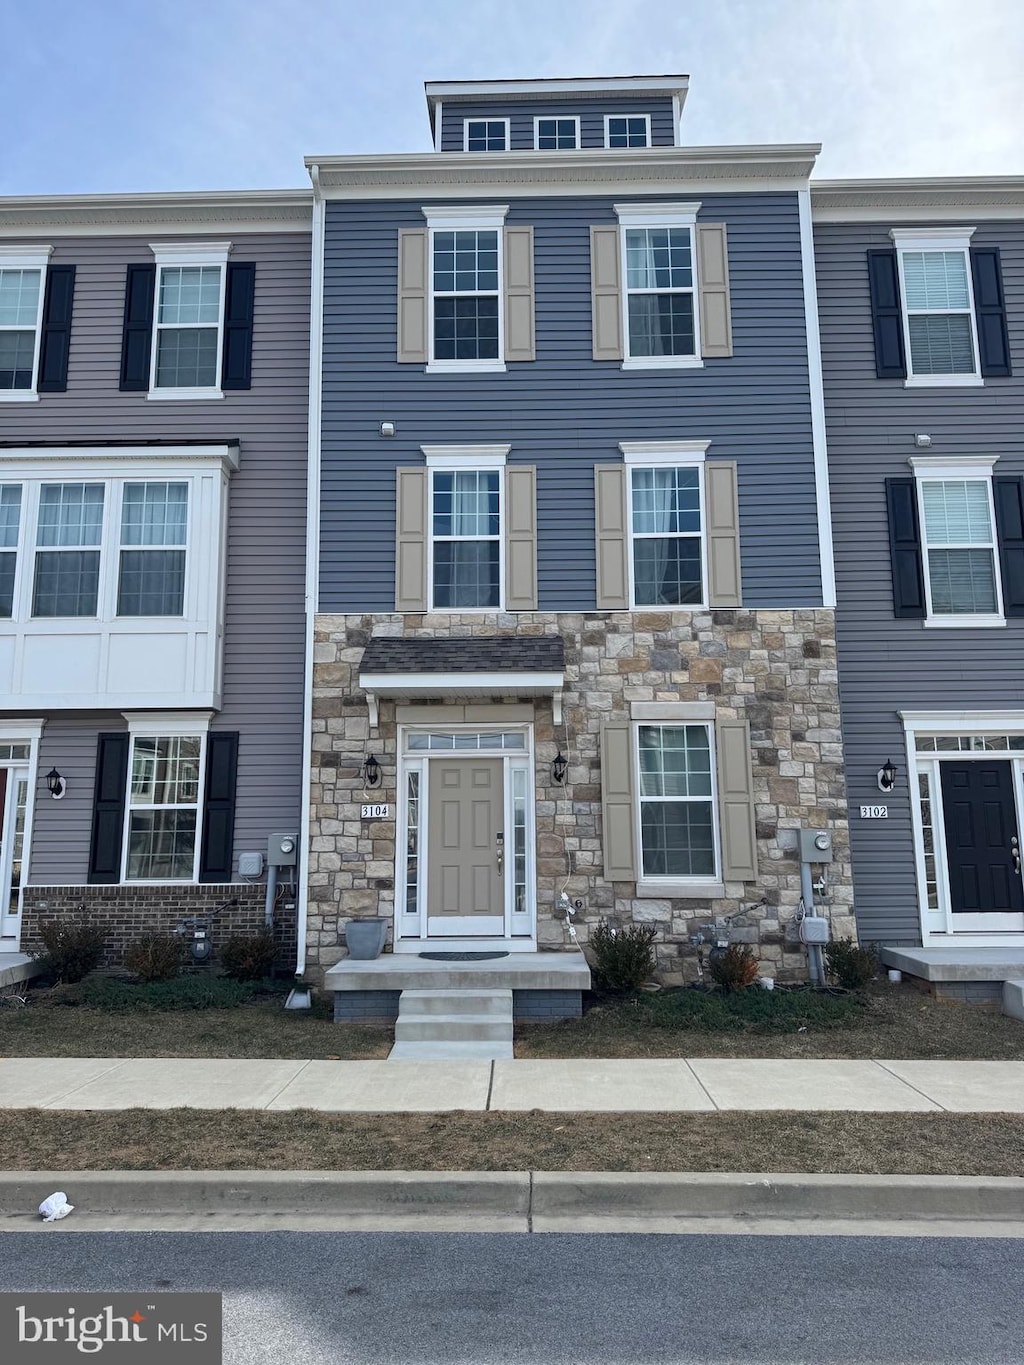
268, 833, 299, 867
799, 828, 833, 863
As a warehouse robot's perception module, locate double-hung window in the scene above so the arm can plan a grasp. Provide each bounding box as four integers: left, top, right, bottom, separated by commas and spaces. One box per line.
605, 115, 651, 148
117, 482, 188, 616
914, 461, 1002, 624
0, 485, 22, 617
535, 116, 579, 150
637, 723, 718, 880
622, 442, 708, 608
615, 203, 700, 368
150, 244, 229, 397
425, 206, 508, 371
124, 726, 205, 881
464, 119, 509, 151
0, 248, 50, 398
893, 231, 981, 385
32, 483, 104, 618
430, 467, 502, 609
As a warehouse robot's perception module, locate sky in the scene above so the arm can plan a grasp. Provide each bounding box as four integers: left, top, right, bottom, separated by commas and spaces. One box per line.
3, 0, 1022, 195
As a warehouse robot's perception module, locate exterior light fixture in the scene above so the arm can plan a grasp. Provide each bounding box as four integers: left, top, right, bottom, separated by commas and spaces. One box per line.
877, 759, 897, 793
46, 768, 67, 800
361, 754, 382, 789
552, 751, 568, 785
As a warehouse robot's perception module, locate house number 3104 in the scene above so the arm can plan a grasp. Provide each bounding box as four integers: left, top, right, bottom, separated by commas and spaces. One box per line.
860, 805, 888, 819
361, 804, 391, 819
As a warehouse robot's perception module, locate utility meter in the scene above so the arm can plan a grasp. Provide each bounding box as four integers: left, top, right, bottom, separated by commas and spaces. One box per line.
798, 828, 833, 863
268, 833, 299, 867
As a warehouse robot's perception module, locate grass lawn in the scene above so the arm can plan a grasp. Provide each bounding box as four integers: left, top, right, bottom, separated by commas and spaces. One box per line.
1, 1109, 1023, 1176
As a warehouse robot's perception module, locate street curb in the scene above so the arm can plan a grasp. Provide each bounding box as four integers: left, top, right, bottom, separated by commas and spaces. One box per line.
3, 1170, 1024, 1228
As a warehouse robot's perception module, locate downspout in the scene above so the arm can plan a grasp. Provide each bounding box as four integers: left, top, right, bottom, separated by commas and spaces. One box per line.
295, 164, 325, 980
797, 182, 836, 609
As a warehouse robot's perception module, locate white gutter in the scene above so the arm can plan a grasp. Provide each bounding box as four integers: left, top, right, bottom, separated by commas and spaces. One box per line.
798, 184, 836, 609
295, 164, 325, 980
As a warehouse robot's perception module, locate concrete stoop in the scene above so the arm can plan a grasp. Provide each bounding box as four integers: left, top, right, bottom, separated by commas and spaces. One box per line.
1003, 980, 1024, 1022
388, 988, 514, 1061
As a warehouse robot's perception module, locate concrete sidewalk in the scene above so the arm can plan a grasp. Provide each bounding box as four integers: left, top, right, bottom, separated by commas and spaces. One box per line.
1, 1056, 1023, 1112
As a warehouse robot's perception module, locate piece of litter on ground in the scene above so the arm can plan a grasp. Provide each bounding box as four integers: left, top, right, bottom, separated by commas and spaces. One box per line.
38, 1192, 74, 1222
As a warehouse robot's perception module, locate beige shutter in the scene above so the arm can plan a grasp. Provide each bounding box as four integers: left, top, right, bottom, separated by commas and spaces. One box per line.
395, 468, 428, 611
716, 718, 757, 882
600, 720, 636, 881
706, 460, 742, 608
397, 229, 428, 364
590, 226, 623, 361
594, 465, 629, 609
697, 223, 733, 358
504, 226, 535, 363
504, 465, 537, 610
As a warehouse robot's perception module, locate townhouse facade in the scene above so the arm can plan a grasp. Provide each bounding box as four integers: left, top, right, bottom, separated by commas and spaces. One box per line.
814, 177, 1024, 994
0, 190, 311, 963
302, 76, 855, 992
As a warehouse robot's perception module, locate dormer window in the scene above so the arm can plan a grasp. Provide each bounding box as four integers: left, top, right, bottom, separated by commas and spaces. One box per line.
534, 117, 580, 150
605, 115, 651, 149
464, 119, 509, 152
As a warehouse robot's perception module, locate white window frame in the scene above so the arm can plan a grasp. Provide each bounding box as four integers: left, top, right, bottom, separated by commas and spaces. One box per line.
614, 202, 703, 371
910, 455, 1005, 629
891, 229, 982, 389
422, 206, 508, 374
121, 710, 213, 885
604, 113, 652, 149
533, 115, 581, 150
463, 118, 510, 152
0, 246, 52, 404
622, 441, 709, 610
633, 718, 722, 891
423, 445, 507, 613
148, 241, 230, 401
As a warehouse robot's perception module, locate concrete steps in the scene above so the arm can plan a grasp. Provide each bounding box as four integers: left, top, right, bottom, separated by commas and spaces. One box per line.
388, 988, 513, 1061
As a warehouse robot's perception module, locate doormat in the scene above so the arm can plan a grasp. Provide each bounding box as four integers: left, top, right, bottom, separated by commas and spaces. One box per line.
418, 951, 510, 961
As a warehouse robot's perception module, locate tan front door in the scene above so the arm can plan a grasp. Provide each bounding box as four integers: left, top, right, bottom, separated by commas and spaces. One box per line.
426, 758, 505, 937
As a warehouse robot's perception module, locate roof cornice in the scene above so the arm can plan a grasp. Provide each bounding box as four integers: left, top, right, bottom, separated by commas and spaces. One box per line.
0, 189, 312, 237
811, 176, 1024, 223
307, 144, 820, 199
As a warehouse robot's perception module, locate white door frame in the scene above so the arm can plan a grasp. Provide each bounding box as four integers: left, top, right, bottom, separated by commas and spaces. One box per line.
393, 722, 537, 953
0, 718, 45, 947
903, 710, 1024, 945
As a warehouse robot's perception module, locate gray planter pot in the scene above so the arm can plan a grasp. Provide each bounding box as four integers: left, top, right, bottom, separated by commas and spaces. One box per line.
345, 918, 388, 960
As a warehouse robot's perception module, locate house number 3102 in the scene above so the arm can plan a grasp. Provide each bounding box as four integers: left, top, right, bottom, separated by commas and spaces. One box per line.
859, 805, 888, 819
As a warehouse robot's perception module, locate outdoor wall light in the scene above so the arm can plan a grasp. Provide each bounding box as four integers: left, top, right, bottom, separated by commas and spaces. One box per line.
46, 767, 67, 800
877, 758, 897, 793
361, 754, 382, 788
552, 751, 568, 785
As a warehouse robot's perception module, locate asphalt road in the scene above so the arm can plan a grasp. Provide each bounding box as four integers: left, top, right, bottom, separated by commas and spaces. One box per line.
0, 1231, 1021, 1363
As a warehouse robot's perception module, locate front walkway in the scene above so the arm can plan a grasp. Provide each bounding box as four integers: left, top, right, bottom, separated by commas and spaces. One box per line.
1, 1056, 1022, 1113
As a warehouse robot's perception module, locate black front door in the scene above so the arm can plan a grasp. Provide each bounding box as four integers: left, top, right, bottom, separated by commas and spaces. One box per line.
940, 762, 1024, 914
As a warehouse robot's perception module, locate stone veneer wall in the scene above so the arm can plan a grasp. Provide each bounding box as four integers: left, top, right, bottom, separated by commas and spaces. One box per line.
309, 610, 855, 985
20, 884, 297, 970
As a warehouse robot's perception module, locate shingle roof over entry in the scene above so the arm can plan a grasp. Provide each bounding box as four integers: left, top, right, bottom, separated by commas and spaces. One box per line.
359, 636, 565, 674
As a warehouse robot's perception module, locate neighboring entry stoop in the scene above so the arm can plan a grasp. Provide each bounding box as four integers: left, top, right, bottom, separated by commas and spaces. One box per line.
387, 988, 514, 1061
1003, 980, 1024, 1022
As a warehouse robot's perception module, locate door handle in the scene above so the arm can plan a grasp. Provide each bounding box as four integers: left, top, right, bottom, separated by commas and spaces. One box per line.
1013, 837, 1021, 877
496, 832, 504, 876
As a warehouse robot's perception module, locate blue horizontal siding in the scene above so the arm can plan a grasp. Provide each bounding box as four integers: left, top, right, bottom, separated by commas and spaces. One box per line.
440, 97, 676, 151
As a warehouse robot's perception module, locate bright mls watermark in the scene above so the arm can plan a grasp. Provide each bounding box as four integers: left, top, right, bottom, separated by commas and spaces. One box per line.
1, 1294, 221, 1361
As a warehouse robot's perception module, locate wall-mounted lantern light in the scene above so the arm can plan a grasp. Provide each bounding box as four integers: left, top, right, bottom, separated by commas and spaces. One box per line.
361, 754, 382, 789
46, 768, 67, 800
552, 751, 568, 785
877, 758, 897, 793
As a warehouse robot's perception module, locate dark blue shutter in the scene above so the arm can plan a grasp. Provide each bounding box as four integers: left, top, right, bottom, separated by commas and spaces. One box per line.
867, 250, 906, 379
119, 263, 156, 391
87, 733, 129, 884
994, 477, 1024, 617
37, 265, 76, 392
221, 262, 255, 390
886, 478, 926, 619
199, 732, 239, 882
971, 248, 1011, 378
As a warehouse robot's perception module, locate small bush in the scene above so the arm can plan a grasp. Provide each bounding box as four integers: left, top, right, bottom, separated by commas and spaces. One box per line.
825, 937, 879, 991
33, 914, 105, 983
124, 933, 185, 983
218, 928, 277, 982
708, 943, 760, 992
71, 975, 255, 1012
640, 985, 865, 1034
589, 921, 658, 993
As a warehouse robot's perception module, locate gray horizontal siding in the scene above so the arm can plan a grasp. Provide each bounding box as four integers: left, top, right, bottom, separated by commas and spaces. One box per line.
2, 231, 310, 883
321, 192, 821, 612
815, 218, 1024, 944
440, 97, 676, 151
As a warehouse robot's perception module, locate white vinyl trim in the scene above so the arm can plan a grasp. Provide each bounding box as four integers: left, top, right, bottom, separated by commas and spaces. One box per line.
914, 470, 1004, 626
463, 118, 511, 153
426, 465, 505, 613
0, 717, 44, 947
891, 231, 983, 388
613, 203, 702, 369
625, 457, 708, 611
619, 440, 709, 462
119, 722, 210, 885
632, 719, 722, 889
0, 245, 52, 403
604, 114, 652, 149
422, 445, 509, 468
532, 115, 581, 151
148, 242, 230, 398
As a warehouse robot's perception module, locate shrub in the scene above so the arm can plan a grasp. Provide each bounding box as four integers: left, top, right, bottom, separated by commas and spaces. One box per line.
72, 975, 255, 1012
218, 928, 277, 982
589, 921, 658, 993
708, 943, 760, 992
124, 933, 185, 983
33, 914, 105, 983
825, 937, 879, 991
640, 985, 865, 1034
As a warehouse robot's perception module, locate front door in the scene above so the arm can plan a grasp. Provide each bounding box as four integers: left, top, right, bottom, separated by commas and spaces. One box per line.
0, 768, 29, 940
426, 758, 505, 937
941, 761, 1024, 929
